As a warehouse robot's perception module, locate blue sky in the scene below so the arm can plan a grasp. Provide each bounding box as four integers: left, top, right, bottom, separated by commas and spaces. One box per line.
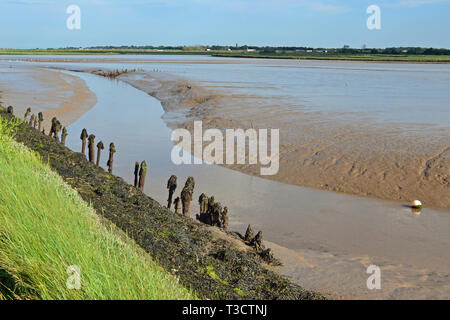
1, 0, 449, 48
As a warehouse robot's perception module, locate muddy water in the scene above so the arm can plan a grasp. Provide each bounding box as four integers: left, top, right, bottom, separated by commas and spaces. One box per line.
62, 71, 450, 299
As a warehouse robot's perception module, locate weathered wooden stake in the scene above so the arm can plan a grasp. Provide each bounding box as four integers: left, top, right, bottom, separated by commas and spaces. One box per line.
244, 225, 254, 242
138, 161, 147, 191
96, 141, 104, 167
181, 186, 193, 217
54, 120, 62, 141
174, 197, 182, 215
80, 128, 88, 154
88, 134, 96, 163
199, 193, 208, 214
107, 143, 116, 173
133, 162, 140, 187
7, 106, 13, 115
251, 231, 263, 252
167, 175, 177, 209
61, 127, 68, 146
221, 207, 229, 231
24, 107, 31, 121
49, 117, 57, 137
38, 112, 43, 131
33, 115, 38, 129
29, 114, 35, 126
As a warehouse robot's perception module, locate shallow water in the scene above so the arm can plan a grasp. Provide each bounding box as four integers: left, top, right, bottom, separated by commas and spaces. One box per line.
4, 54, 450, 128
60, 70, 450, 299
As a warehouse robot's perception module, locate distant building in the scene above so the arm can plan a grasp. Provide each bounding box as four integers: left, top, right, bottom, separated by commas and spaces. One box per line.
246, 48, 256, 52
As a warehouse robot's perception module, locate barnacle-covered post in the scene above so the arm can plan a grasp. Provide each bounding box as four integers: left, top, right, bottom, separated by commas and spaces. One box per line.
107, 143, 116, 174
80, 128, 88, 154
88, 134, 96, 163
61, 127, 68, 146
29, 114, 35, 126
174, 197, 182, 215
244, 225, 254, 242
167, 175, 177, 209
96, 141, 104, 167
199, 193, 208, 215
251, 231, 263, 252
54, 120, 62, 141
138, 161, 147, 191
134, 162, 140, 187
221, 207, 229, 231
24, 107, 31, 121
181, 186, 193, 218
49, 117, 57, 137
38, 112, 43, 131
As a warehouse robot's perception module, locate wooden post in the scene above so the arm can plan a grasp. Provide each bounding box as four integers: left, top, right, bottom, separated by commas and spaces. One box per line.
107, 143, 116, 173
61, 127, 68, 146
38, 112, 43, 131
80, 128, 88, 154
54, 120, 62, 141
138, 161, 147, 191
181, 186, 193, 217
244, 225, 254, 242
24, 107, 31, 121
88, 134, 96, 163
7, 106, 13, 115
96, 141, 104, 166
174, 197, 182, 215
167, 175, 177, 209
29, 114, 35, 126
221, 207, 229, 231
49, 117, 57, 137
134, 162, 139, 187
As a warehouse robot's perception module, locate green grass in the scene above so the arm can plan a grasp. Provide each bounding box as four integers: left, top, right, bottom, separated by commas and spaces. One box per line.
0, 116, 195, 300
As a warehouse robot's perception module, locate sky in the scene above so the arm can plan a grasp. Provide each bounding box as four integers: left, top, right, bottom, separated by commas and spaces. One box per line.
1, 0, 449, 49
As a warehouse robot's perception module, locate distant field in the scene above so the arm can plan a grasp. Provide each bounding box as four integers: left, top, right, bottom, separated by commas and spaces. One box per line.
1, 48, 450, 62
212, 52, 450, 63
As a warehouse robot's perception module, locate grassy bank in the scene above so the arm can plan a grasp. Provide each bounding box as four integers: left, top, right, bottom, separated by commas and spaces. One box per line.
0, 109, 323, 300
0, 116, 195, 300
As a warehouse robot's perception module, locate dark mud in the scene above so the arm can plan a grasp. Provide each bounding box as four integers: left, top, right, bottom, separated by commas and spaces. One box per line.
1, 109, 324, 300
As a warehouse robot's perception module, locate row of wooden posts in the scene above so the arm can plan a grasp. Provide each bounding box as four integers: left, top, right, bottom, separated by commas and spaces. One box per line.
9, 106, 118, 175
9, 106, 264, 249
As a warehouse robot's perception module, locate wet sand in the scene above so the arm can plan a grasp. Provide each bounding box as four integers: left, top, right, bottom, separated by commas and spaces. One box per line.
2, 57, 449, 211
116, 70, 450, 211
0, 65, 97, 130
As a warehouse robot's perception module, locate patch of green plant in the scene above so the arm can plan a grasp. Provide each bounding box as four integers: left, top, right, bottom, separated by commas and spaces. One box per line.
0, 117, 196, 300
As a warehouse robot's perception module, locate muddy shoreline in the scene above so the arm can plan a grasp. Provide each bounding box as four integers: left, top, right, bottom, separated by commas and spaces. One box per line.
0, 108, 324, 300
111, 69, 449, 211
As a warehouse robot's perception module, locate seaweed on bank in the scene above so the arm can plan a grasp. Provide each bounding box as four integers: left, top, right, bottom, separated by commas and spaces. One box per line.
0, 108, 324, 300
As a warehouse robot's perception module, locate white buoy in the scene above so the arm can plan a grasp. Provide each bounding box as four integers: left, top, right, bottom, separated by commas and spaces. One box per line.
412, 200, 422, 209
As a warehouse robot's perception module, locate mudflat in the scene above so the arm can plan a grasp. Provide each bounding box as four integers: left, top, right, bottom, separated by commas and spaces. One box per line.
115, 69, 450, 211
0, 65, 97, 131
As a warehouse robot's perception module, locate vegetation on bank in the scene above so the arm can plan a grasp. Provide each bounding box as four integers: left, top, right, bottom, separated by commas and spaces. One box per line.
1, 47, 450, 62
0, 116, 195, 300
0, 109, 323, 300
211, 51, 450, 62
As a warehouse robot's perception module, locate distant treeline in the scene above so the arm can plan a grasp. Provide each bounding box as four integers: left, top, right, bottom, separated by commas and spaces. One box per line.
57, 45, 450, 55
